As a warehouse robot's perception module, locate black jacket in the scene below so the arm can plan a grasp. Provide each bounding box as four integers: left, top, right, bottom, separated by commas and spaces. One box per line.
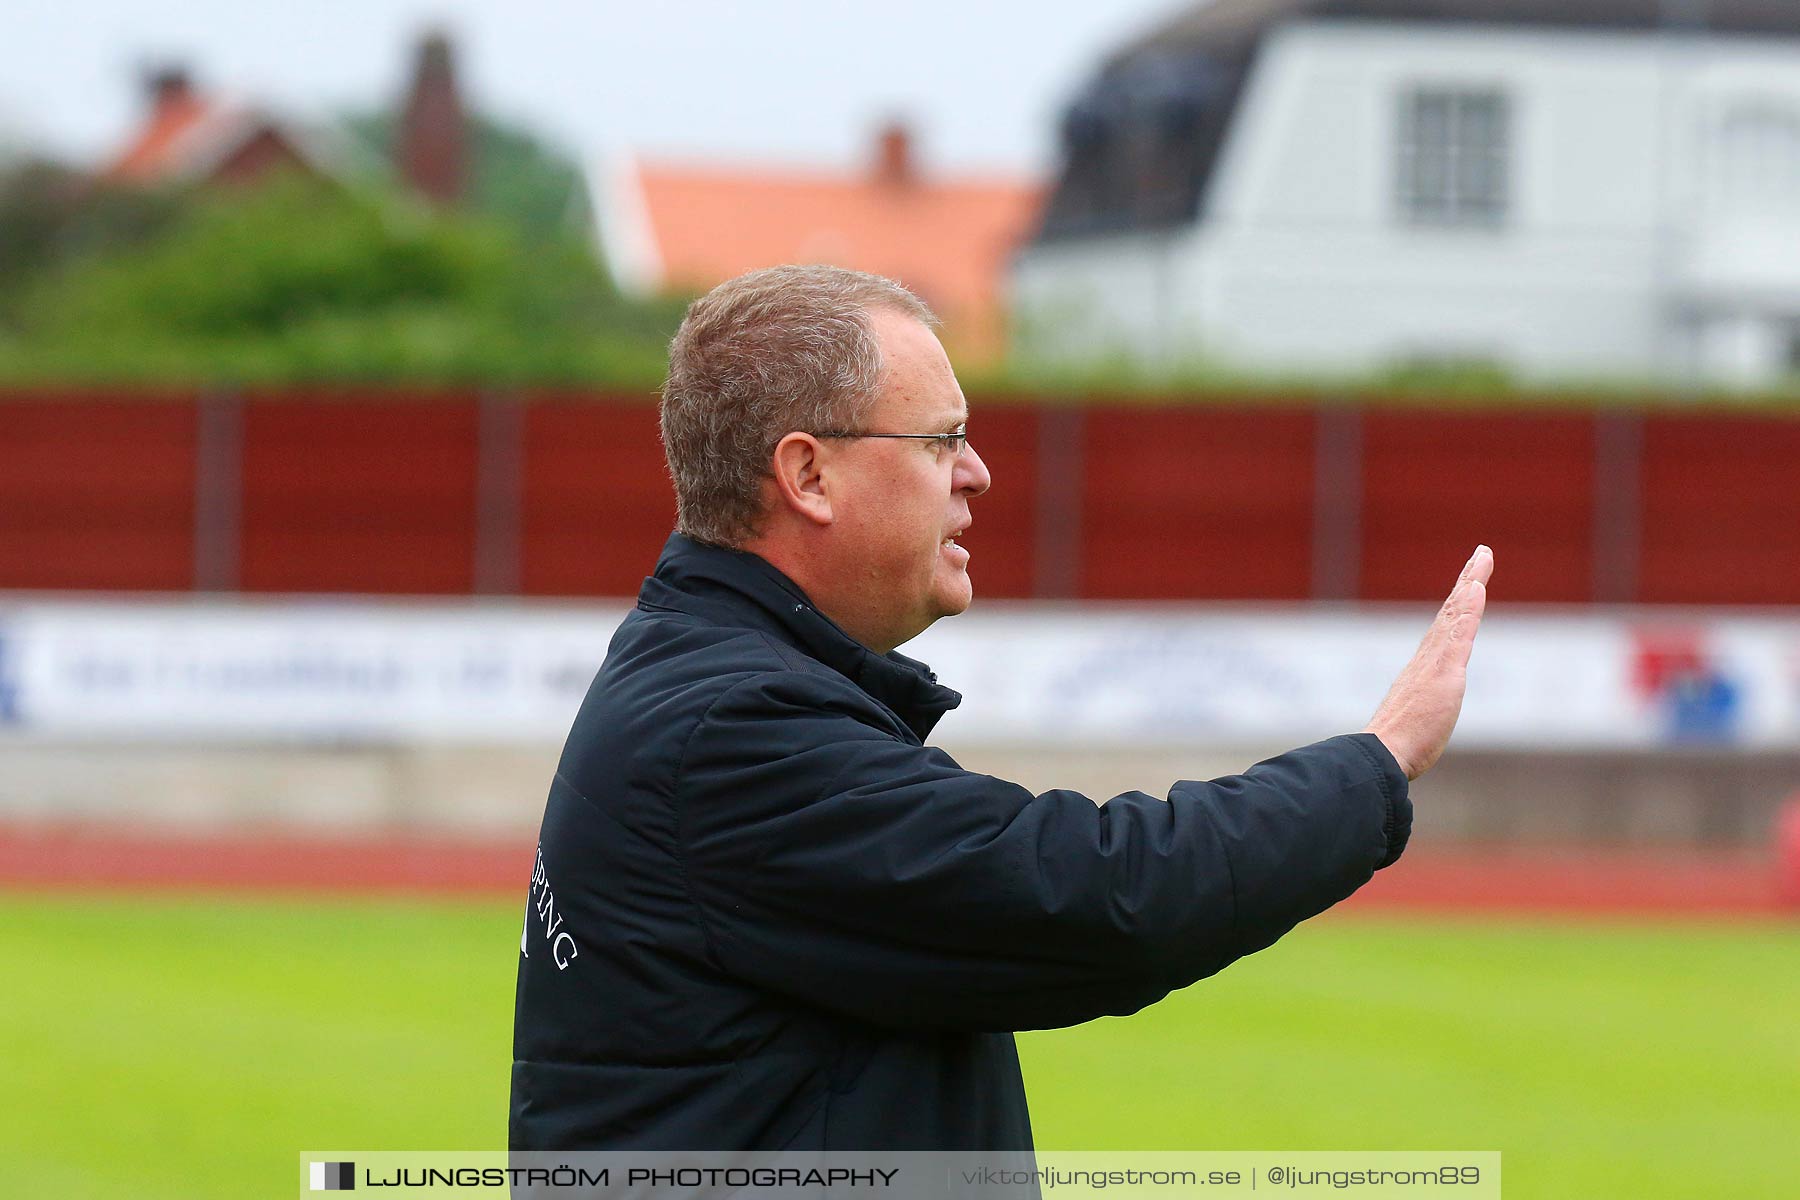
510, 533, 1411, 1152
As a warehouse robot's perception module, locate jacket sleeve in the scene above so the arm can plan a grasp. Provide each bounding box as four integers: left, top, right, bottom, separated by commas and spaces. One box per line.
674, 670, 1410, 1034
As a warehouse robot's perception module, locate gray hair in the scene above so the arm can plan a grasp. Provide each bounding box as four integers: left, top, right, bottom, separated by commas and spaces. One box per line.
660, 264, 938, 547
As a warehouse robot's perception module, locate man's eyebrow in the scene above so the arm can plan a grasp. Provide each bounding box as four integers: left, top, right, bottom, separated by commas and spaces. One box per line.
940, 412, 969, 432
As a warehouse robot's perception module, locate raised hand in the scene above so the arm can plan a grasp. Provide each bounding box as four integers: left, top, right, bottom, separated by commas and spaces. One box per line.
1363, 545, 1494, 780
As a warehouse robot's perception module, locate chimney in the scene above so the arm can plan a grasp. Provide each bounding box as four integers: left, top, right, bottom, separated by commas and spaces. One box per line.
397, 29, 466, 205
144, 66, 195, 113
873, 120, 914, 188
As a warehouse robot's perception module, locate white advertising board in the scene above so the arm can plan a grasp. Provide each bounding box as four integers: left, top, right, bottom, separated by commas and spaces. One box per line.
0, 600, 627, 743
0, 598, 1796, 749
913, 607, 1800, 750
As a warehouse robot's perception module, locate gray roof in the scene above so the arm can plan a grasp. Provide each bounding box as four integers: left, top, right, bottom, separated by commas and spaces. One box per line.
1117, 0, 1800, 60
1032, 0, 1800, 244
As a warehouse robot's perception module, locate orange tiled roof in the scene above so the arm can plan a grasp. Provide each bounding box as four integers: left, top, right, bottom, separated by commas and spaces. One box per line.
106, 91, 214, 182
634, 161, 1043, 361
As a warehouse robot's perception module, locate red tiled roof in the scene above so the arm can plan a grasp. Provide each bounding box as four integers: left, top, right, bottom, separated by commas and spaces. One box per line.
105, 91, 214, 182
633, 161, 1043, 361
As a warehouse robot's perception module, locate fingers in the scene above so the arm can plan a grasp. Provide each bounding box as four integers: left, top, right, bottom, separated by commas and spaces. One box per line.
1456, 544, 1494, 585
1442, 562, 1491, 670
1466, 544, 1494, 587
1443, 546, 1493, 617
1373, 547, 1494, 782
1466, 575, 1488, 622
1462, 546, 1492, 626
1438, 547, 1486, 614
1425, 547, 1492, 658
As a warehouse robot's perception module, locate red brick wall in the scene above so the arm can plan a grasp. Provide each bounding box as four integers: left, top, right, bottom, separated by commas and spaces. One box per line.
1079, 407, 1315, 600
519, 397, 672, 597
1639, 414, 1800, 605
1360, 410, 1595, 602
958, 404, 1037, 599
3, 390, 1797, 606
0, 393, 196, 590
238, 392, 479, 593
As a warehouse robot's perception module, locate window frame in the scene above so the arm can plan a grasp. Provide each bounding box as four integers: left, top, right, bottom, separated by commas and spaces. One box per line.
1396, 84, 1512, 229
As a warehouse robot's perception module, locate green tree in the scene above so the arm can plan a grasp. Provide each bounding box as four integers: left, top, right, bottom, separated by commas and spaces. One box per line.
343, 111, 595, 246
1, 175, 684, 386
0, 159, 188, 332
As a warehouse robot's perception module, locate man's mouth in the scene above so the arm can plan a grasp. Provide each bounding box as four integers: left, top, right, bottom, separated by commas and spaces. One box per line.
940, 526, 970, 563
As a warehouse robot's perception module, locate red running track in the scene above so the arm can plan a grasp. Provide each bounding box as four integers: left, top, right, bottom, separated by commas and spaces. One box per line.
0, 825, 534, 897
0, 823, 1793, 916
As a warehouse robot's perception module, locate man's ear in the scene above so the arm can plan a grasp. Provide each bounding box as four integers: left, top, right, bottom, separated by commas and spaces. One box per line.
769, 432, 834, 527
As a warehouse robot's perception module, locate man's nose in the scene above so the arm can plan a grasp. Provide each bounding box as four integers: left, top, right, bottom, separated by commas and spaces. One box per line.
956, 441, 992, 497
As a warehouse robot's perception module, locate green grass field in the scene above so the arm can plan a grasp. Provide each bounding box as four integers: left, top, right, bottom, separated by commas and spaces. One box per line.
2, 894, 1794, 1199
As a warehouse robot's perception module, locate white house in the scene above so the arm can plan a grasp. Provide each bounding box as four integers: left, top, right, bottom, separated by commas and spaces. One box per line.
1011, 0, 1800, 387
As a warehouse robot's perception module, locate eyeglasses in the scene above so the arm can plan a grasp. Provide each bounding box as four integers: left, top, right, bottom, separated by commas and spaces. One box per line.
811, 427, 969, 457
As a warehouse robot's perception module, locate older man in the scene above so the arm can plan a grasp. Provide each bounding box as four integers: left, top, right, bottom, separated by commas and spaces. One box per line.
511, 265, 1491, 1151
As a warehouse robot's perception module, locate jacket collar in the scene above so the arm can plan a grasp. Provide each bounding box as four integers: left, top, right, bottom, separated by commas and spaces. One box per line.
637, 532, 962, 741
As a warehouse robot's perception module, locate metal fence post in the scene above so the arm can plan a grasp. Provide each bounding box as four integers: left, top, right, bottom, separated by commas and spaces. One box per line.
473, 388, 524, 595
192, 386, 242, 592
1311, 404, 1362, 601
1032, 403, 1085, 599
1591, 411, 1643, 604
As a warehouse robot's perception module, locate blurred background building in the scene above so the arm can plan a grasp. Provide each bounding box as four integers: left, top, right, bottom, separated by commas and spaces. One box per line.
102, 33, 482, 204
104, 65, 343, 190
594, 122, 1041, 364
1014, 0, 1800, 388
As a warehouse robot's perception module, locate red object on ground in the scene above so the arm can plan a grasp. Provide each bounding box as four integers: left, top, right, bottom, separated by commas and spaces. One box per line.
0, 823, 1787, 916
1777, 795, 1800, 907
1346, 846, 1782, 917
0, 824, 531, 896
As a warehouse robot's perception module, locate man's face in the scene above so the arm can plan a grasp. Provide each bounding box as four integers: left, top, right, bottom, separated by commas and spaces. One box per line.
827, 308, 991, 652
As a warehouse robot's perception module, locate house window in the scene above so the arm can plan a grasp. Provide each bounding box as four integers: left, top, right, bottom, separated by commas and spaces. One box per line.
1397, 87, 1510, 227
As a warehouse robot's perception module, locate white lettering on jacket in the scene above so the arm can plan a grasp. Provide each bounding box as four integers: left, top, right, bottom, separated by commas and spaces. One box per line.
523, 844, 581, 972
